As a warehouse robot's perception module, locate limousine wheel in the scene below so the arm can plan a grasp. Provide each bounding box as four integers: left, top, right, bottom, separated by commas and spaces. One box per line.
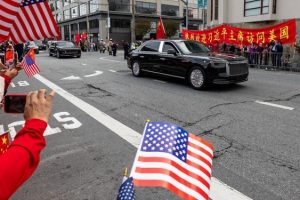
188, 67, 206, 90
132, 61, 142, 77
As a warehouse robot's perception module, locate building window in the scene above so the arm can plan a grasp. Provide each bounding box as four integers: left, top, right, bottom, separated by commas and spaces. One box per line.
64, 10, 70, 20
244, 0, 269, 17
109, 0, 130, 12
57, 13, 62, 22
79, 4, 87, 16
79, 21, 87, 30
56, 0, 61, 10
63, 0, 69, 6
89, 19, 99, 29
161, 4, 179, 16
136, 1, 157, 14
71, 6, 78, 18
50, 3, 55, 12
90, 0, 99, 13
214, 0, 218, 20
183, 9, 193, 18
111, 19, 130, 28
272, 0, 277, 14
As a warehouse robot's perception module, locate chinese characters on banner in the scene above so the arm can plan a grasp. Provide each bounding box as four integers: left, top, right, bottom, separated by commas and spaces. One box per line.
182, 19, 296, 46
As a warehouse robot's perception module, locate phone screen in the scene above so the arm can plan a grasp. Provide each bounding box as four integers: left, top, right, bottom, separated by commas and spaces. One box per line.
4, 95, 26, 113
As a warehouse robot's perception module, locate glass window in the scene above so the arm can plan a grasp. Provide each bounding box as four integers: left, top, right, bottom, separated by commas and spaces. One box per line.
89, 19, 99, 29
111, 19, 130, 28
136, 1, 157, 14
162, 42, 178, 53
71, 23, 77, 32
56, 0, 61, 9
64, 10, 70, 20
214, 0, 218, 20
80, 4, 87, 16
50, 2, 55, 12
244, 0, 269, 17
71, 6, 78, 18
175, 41, 210, 54
161, 4, 179, 16
63, 0, 69, 6
90, 0, 99, 13
141, 41, 160, 52
57, 13, 62, 22
109, 0, 130, 12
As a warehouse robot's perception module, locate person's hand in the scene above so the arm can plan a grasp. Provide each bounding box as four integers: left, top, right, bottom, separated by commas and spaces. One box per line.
15, 62, 23, 71
24, 89, 55, 123
4, 68, 18, 79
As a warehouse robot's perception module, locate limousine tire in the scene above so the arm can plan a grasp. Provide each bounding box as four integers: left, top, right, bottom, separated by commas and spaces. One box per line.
188, 67, 207, 90
132, 61, 143, 77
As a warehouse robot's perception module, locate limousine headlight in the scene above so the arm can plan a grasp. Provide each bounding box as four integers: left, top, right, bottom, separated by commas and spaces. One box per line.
210, 61, 227, 68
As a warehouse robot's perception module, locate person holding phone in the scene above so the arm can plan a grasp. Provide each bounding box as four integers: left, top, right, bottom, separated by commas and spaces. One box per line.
0, 89, 55, 199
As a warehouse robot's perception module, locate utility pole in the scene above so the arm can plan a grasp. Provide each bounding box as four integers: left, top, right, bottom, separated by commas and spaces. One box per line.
131, 0, 136, 43
180, 0, 189, 29
107, 1, 110, 40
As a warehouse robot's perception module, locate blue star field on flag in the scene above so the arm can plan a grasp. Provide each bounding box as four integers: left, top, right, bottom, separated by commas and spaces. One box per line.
117, 177, 135, 200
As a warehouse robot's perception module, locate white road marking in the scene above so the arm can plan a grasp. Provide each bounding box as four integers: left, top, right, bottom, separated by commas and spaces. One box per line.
84, 70, 103, 77
99, 57, 121, 63
153, 79, 167, 83
61, 75, 82, 80
109, 69, 117, 73
82, 63, 87, 66
34, 74, 253, 200
255, 101, 294, 111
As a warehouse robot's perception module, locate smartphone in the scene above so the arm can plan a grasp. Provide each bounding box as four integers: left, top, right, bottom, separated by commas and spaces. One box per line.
4, 94, 27, 113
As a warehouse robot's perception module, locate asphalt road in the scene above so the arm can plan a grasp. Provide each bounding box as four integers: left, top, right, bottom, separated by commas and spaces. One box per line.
2, 51, 299, 200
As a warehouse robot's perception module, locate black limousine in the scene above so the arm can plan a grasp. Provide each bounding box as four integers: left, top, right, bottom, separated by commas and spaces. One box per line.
127, 40, 249, 90
49, 41, 81, 58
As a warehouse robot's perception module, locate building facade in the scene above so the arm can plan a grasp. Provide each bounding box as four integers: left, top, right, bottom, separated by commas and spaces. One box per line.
207, 0, 300, 33
49, 0, 206, 43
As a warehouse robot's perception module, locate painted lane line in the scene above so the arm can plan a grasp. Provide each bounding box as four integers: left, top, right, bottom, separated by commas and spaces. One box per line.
109, 69, 117, 73
34, 74, 252, 200
99, 57, 121, 63
84, 70, 103, 77
61, 75, 81, 80
82, 63, 87, 66
153, 79, 166, 84
255, 101, 294, 111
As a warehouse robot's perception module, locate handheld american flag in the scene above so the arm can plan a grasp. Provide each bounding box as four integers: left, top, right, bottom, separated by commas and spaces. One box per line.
20, 48, 40, 77
130, 122, 214, 200
117, 177, 136, 200
9, 0, 60, 44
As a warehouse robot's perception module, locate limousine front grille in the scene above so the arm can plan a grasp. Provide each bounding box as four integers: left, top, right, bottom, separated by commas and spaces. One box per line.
228, 62, 249, 76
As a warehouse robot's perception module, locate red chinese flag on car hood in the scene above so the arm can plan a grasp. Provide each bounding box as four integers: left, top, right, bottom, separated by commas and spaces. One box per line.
156, 17, 165, 39
0, 132, 10, 155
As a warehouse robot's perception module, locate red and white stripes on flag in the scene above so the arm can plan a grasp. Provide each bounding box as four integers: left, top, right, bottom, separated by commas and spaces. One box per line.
131, 122, 214, 200
0, 0, 22, 41
9, 0, 60, 44
20, 48, 40, 77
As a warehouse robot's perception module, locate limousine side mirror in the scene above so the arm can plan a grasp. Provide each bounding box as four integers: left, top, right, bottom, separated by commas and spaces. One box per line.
167, 49, 177, 56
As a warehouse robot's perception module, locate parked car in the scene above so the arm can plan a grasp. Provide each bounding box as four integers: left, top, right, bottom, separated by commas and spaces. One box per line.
34, 40, 47, 50
49, 41, 81, 58
25, 41, 39, 54
127, 39, 249, 90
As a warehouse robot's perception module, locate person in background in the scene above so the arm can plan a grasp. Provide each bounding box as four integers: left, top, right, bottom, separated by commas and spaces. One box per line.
112, 41, 118, 57
14, 43, 24, 62
123, 40, 130, 60
99, 39, 106, 53
276, 41, 283, 68
107, 39, 113, 55
257, 43, 264, 66
0, 89, 55, 199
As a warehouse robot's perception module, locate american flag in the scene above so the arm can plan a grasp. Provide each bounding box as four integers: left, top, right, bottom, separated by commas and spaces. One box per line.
117, 177, 135, 200
9, 0, 60, 44
131, 122, 214, 200
20, 48, 40, 77
0, 0, 21, 41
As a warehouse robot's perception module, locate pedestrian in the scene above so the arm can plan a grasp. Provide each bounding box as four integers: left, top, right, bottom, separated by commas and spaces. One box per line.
123, 40, 130, 59
257, 43, 264, 66
112, 41, 118, 56
14, 43, 24, 62
276, 41, 283, 68
108, 39, 113, 55
0, 89, 55, 199
99, 39, 106, 53
270, 40, 277, 67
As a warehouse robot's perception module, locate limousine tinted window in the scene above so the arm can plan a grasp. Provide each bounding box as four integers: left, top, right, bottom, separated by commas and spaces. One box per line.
141, 41, 160, 52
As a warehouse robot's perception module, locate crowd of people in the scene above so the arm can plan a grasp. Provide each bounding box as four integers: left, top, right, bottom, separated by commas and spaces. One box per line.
0, 45, 55, 198
209, 40, 294, 69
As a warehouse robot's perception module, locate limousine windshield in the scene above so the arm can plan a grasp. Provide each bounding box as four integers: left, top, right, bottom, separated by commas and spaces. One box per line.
176, 41, 210, 54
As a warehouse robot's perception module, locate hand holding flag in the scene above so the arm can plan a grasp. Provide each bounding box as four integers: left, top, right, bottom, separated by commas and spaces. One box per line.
20, 48, 40, 77
0, 131, 10, 155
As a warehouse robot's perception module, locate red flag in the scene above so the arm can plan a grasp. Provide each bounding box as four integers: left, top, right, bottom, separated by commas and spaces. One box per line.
9, 0, 60, 44
75, 33, 80, 43
0, 0, 22, 42
20, 48, 40, 77
5, 45, 14, 66
131, 122, 214, 200
0, 132, 10, 155
156, 17, 165, 39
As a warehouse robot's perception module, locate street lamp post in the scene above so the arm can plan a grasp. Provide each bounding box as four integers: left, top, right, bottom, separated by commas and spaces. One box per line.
107, 1, 110, 40
131, 0, 136, 43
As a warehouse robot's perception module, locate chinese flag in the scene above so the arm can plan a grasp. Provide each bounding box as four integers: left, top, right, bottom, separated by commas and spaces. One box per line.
0, 132, 10, 155
156, 17, 165, 39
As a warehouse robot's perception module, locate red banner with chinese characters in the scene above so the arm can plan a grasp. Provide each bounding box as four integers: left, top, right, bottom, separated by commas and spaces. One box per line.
182, 19, 296, 46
